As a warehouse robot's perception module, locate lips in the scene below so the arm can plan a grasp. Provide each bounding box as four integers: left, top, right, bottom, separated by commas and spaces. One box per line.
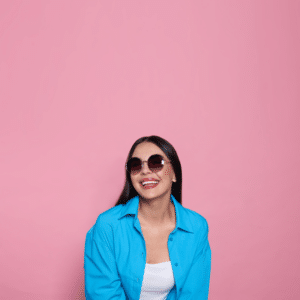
140, 178, 159, 184
140, 178, 160, 188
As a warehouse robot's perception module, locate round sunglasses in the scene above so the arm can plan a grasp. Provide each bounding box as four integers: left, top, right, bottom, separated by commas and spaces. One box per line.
126, 154, 171, 175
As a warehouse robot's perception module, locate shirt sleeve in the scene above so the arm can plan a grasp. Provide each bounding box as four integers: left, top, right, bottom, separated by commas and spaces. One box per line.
181, 218, 211, 299
84, 216, 128, 300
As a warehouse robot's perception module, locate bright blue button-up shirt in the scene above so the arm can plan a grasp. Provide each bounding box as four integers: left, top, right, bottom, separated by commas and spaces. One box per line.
84, 194, 211, 299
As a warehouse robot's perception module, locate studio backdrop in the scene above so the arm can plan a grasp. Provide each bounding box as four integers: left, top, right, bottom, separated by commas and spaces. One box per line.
0, 1, 299, 299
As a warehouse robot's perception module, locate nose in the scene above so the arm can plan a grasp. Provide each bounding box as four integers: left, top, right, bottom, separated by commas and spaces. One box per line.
140, 161, 152, 174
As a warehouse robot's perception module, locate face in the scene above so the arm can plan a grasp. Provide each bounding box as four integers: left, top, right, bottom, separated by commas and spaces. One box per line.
129, 142, 176, 200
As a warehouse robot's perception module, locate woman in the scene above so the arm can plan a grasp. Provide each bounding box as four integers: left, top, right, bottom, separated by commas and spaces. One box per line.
84, 135, 211, 299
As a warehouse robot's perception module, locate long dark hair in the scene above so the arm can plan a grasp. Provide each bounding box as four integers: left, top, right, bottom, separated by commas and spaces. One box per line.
114, 135, 182, 206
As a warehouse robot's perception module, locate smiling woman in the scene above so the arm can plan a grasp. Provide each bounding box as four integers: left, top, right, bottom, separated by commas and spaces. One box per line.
84, 136, 211, 299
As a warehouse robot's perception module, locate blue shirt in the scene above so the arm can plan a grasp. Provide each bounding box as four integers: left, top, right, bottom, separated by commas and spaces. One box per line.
84, 194, 211, 299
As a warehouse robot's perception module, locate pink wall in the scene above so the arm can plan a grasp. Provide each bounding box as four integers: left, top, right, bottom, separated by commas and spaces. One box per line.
1, 1, 300, 299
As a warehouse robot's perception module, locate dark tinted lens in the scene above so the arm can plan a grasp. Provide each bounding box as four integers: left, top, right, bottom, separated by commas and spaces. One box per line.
148, 155, 164, 172
127, 157, 142, 174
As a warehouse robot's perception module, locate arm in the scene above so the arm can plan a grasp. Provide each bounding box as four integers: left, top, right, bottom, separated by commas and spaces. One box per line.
181, 219, 211, 299
84, 216, 128, 300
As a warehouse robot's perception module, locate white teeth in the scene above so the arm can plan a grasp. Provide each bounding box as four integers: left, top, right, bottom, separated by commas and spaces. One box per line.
142, 181, 159, 186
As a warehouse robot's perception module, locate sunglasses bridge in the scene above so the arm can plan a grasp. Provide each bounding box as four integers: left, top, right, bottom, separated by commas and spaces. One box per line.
126, 155, 171, 174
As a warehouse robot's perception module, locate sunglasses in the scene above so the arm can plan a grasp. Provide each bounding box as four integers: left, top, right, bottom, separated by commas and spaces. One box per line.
126, 154, 171, 175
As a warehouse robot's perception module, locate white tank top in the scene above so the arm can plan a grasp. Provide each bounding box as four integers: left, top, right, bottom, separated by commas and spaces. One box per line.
139, 261, 175, 300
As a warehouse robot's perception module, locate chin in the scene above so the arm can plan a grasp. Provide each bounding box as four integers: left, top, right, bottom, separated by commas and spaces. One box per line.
138, 189, 170, 201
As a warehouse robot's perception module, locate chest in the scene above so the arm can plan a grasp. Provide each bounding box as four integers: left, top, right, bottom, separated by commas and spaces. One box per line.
139, 221, 176, 264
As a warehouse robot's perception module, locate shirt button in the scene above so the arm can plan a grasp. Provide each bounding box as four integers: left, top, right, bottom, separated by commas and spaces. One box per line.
180, 288, 182, 291
170, 237, 173, 241
175, 263, 178, 267
137, 278, 139, 282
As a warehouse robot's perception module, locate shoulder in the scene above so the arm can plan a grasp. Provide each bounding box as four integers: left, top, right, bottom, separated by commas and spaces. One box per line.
85, 205, 126, 254
95, 204, 124, 228
181, 205, 209, 233
87, 204, 125, 237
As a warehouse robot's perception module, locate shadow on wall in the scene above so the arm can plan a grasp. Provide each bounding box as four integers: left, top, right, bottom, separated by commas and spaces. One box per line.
69, 269, 85, 300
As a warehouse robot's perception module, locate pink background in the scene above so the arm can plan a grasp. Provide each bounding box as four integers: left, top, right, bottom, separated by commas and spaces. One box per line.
1, 1, 300, 299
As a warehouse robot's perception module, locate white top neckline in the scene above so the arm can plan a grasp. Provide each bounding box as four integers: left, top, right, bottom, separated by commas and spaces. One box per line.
146, 260, 170, 265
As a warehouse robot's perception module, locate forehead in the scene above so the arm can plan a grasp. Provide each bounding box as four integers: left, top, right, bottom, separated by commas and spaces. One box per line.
132, 142, 167, 159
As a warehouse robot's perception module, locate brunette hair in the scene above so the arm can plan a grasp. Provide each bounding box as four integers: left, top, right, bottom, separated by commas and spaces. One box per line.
114, 135, 182, 206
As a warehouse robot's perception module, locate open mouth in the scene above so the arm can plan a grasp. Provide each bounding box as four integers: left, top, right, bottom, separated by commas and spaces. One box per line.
140, 180, 159, 189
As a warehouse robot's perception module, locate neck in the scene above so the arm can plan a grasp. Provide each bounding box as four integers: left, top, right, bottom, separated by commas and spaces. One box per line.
138, 192, 174, 225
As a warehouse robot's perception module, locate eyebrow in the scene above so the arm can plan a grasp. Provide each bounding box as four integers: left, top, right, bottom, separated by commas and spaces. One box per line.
132, 154, 166, 160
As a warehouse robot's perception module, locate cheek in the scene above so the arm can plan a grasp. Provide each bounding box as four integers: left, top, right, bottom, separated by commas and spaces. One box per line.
163, 166, 173, 176
131, 177, 140, 189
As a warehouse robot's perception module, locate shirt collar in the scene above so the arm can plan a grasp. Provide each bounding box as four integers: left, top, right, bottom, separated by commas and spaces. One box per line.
118, 194, 194, 233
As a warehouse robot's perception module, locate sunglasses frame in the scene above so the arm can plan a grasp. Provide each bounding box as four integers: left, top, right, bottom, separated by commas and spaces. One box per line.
126, 154, 171, 175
